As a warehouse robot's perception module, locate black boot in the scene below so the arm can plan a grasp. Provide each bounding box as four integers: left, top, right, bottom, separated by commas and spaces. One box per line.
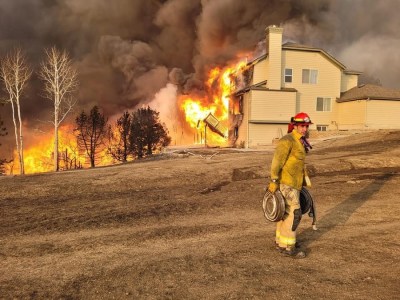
280, 247, 306, 259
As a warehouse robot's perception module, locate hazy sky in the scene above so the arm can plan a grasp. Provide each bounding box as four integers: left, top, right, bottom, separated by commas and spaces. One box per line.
1, 0, 400, 153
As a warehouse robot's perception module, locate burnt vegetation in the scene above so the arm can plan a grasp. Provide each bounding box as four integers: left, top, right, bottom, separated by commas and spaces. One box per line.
74, 106, 108, 168
107, 111, 131, 163
129, 106, 171, 159
73, 105, 171, 168
0, 104, 171, 174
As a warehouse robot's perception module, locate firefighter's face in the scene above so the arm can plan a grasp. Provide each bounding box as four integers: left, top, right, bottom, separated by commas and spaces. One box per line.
294, 124, 309, 136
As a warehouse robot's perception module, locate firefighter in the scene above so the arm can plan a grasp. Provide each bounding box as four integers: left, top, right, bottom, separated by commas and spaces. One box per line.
268, 112, 313, 259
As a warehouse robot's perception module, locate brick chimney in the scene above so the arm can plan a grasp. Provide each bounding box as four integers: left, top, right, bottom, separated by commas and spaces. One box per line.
266, 25, 283, 90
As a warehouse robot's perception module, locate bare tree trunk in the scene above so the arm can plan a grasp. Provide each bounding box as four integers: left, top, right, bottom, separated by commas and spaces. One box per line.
54, 104, 59, 172
90, 143, 95, 167
0, 48, 31, 175
38, 46, 78, 172
10, 101, 21, 173
64, 148, 68, 170
19, 134, 24, 174
54, 125, 59, 171
16, 96, 24, 174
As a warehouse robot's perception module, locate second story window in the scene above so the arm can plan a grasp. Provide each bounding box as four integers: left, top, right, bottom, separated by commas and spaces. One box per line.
316, 125, 328, 131
316, 97, 331, 111
284, 68, 292, 83
302, 69, 318, 84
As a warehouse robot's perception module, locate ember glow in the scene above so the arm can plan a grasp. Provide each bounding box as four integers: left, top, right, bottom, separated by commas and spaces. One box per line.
4, 125, 114, 175
179, 60, 247, 145
3, 60, 248, 175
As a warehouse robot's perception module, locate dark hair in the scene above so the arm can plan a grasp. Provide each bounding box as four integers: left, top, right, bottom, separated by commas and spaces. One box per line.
287, 117, 295, 133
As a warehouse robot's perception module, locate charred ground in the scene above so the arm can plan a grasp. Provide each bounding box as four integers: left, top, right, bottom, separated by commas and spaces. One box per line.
1, 130, 400, 299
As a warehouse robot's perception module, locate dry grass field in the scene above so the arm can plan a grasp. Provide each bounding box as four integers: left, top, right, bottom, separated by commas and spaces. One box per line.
1, 130, 400, 299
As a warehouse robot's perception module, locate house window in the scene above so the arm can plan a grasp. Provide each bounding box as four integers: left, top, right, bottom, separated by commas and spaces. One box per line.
234, 126, 239, 138
284, 68, 292, 83
316, 97, 331, 111
317, 125, 328, 131
302, 69, 318, 84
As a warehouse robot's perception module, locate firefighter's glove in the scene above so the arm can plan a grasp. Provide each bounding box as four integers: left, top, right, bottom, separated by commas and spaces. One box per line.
303, 169, 312, 187
303, 175, 312, 187
268, 181, 279, 194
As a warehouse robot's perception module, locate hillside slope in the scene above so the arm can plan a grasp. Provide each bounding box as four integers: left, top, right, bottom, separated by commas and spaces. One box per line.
1, 130, 400, 299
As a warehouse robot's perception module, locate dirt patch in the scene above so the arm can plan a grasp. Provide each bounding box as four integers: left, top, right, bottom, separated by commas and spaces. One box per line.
1, 130, 400, 299
232, 167, 262, 181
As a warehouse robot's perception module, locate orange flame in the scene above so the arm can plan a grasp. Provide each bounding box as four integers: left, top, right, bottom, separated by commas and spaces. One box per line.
180, 60, 247, 146
4, 125, 115, 175
3, 58, 248, 174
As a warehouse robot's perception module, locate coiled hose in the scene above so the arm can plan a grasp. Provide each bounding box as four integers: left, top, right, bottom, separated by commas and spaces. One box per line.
300, 187, 318, 230
262, 190, 286, 222
262, 187, 317, 230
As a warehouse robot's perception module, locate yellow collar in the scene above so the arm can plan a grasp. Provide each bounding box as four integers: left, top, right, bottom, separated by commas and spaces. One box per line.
291, 130, 303, 140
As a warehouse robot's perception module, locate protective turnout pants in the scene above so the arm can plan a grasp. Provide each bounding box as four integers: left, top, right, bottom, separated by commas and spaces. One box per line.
275, 184, 302, 249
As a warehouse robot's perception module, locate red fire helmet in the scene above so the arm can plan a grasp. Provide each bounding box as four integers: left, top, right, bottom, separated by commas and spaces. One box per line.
292, 112, 313, 125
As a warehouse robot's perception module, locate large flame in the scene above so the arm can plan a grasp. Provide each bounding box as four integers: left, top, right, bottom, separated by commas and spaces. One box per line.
180, 60, 246, 146
2, 59, 248, 174
4, 125, 115, 175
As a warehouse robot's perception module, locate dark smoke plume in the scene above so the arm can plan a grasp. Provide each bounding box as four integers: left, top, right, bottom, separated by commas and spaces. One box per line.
1, 0, 400, 154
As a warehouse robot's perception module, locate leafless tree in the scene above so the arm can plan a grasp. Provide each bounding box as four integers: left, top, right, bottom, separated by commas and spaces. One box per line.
38, 46, 79, 172
107, 111, 132, 163
0, 48, 32, 175
75, 106, 108, 168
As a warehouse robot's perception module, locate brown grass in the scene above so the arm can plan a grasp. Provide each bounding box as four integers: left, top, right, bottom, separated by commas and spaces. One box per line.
1, 130, 400, 299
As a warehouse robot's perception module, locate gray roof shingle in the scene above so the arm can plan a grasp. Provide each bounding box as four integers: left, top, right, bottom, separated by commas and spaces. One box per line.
338, 84, 400, 102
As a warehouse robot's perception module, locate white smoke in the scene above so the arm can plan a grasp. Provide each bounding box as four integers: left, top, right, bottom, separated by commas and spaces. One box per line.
147, 83, 186, 145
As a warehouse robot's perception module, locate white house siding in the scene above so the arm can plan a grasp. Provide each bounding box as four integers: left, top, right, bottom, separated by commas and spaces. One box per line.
253, 59, 268, 85
236, 93, 250, 148
365, 100, 400, 129
282, 50, 342, 130
341, 74, 358, 93
337, 100, 367, 130
248, 123, 287, 147
250, 90, 296, 121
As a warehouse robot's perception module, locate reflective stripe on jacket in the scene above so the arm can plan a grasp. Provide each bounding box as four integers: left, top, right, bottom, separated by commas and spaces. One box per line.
270, 130, 305, 190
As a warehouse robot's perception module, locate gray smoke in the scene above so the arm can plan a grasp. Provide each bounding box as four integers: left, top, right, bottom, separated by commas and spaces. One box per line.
1, 0, 400, 154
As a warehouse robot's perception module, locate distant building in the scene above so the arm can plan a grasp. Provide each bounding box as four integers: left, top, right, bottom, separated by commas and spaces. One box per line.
337, 84, 400, 130
230, 25, 400, 148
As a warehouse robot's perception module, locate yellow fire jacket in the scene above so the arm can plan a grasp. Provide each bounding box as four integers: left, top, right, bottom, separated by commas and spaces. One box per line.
270, 130, 306, 190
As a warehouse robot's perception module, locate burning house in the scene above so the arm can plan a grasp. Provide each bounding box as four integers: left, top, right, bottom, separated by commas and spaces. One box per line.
228, 25, 360, 148
227, 25, 400, 148
155, 23, 400, 149
178, 62, 247, 147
